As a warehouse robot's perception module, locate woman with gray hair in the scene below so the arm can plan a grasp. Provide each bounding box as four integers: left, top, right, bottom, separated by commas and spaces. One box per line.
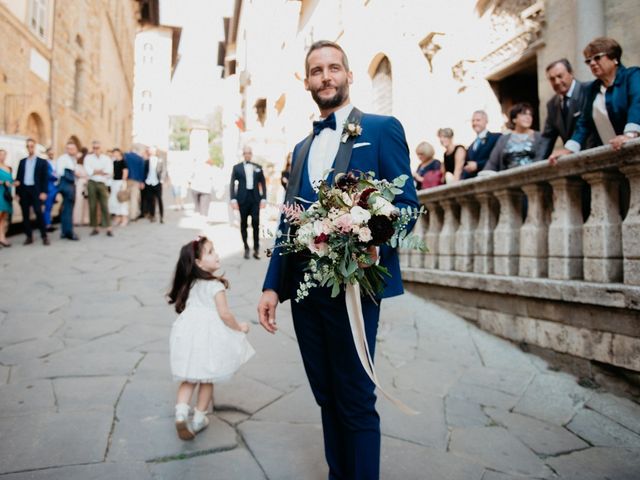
412, 141, 442, 190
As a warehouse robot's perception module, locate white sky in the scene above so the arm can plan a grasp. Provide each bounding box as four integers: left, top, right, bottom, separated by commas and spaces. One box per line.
161, 0, 234, 118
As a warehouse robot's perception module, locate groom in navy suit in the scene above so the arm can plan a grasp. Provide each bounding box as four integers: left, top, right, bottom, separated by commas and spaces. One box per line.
257, 41, 418, 480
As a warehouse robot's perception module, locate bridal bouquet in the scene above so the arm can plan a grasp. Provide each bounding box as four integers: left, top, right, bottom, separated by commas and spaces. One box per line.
273, 171, 426, 302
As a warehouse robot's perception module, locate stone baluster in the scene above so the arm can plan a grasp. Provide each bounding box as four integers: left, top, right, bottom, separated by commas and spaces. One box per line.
548, 177, 584, 279
474, 193, 498, 274
519, 183, 550, 278
438, 199, 460, 271
493, 189, 523, 276
582, 171, 623, 282
621, 165, 640, 285
455, 196, 479, 272
409, 211, 428, 269
424, 201, 443, 269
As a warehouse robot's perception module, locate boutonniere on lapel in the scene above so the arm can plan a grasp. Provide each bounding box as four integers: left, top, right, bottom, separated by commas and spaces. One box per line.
341, 119, 363, 143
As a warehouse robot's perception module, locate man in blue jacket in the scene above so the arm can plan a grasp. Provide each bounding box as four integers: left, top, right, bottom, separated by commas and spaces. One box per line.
15, 138, 50, 245
124, 149, 145, 221
462, 110, 501, 179
257, 41, 418, 480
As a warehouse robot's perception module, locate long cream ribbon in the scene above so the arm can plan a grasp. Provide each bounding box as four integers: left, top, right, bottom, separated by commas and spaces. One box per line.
345, 283, 419, 415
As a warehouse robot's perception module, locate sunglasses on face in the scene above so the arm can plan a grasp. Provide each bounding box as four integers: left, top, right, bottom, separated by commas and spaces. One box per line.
584, 52, 608, 65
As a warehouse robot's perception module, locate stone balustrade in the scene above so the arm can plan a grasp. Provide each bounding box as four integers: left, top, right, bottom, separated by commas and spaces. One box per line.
401, 139, 640, 374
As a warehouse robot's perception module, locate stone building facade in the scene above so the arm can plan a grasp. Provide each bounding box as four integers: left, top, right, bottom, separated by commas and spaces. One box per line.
0, 0, 146, 162
218, 0, 640, 177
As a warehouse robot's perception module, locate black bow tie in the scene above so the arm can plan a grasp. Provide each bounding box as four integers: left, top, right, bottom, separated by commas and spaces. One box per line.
312, 113, 336, 136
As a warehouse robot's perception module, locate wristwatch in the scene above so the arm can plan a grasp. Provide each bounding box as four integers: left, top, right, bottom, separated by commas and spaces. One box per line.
625, 131, 639, 138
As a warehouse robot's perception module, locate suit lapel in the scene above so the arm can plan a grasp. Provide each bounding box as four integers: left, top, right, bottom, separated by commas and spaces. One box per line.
332, 107, 363, 179
285, 133, 314, 204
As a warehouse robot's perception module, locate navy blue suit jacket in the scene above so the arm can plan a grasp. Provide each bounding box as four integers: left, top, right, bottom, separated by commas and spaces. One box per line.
463, 132, 501, 179
262, 109, 419, 302
16, 156, 49, 196
230, 161, 267, 205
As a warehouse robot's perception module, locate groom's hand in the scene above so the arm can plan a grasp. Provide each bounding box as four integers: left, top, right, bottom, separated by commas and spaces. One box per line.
258, 290, 279, 334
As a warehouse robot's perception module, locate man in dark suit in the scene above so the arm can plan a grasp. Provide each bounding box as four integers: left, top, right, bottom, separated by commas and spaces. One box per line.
257, 41, 418, 480
541, 58, 592, 158
14, 138, 50, 245
462, 110, 501, 179
230, 145, 266, 259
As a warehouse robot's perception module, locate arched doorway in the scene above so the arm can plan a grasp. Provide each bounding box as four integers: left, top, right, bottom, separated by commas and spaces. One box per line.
26, 113, 45, 144
370, 56, 393, 116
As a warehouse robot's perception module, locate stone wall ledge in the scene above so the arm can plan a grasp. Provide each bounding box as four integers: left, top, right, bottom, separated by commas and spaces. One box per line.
402, 268, 640, 311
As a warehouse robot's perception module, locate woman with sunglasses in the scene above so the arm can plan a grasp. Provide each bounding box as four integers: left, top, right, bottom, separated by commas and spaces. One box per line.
549, 37, 640, 163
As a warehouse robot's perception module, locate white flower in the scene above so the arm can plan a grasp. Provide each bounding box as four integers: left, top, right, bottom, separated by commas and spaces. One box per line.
350, 205, 371, 224
296, 222, 316, 246
371, 196, 397, 217
341, 191, 354, 207
358, 226, 372, 243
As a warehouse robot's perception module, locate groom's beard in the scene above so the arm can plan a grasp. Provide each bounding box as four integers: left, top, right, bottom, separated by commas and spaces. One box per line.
310, 81, 349, 110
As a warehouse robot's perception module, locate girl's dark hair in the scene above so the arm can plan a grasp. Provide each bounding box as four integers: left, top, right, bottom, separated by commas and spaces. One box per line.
167, 236, 229, 313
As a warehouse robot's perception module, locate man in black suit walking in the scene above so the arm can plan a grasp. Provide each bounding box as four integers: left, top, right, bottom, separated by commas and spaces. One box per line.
14, 138, 50, 245
541, 59, 593, 158
230, 145, 266, 259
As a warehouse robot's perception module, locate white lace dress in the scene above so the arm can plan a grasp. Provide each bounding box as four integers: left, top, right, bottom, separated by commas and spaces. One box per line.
170, 279, 255, 383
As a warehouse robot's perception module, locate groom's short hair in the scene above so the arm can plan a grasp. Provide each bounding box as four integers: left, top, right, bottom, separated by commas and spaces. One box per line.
304, 40, 350, 76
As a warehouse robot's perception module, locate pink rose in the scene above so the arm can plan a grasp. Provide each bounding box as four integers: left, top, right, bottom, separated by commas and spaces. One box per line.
333, 213, 353, 233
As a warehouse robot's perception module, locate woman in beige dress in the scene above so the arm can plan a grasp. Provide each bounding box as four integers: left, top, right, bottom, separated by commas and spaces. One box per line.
73, 148, 90, 226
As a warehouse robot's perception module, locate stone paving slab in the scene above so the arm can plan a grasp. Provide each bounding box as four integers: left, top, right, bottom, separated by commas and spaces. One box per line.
546, 447, 640, 480
586, 391, 640, 435
566, 408, 640, 447
0, 462, 153, 480
0, 411, 112, 473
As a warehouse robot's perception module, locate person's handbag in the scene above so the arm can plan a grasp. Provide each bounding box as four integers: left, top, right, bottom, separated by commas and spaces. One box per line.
421, 169, 443, 189
117, 187, 130, 203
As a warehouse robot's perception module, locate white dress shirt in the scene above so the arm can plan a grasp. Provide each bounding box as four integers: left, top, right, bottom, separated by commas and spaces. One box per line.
243, 162, 254, 190
24, 156, 37, 186
55, 154, 76, 177
84, 153, 113, 183
146, 155, 160, 186
308, 103, 354, 186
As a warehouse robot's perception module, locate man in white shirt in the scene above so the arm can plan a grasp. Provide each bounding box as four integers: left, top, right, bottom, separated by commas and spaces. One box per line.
143, 146, 165, 223
56, 141, 79, 240
230, 145, 267, 259
84, 140, 114, 236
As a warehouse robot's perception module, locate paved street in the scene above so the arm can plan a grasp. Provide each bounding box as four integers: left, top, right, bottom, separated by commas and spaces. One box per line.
0, 204, 639, 480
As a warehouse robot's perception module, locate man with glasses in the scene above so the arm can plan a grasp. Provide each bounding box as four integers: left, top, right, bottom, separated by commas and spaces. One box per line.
14, 138, 50, 245
84, 140, 114, 236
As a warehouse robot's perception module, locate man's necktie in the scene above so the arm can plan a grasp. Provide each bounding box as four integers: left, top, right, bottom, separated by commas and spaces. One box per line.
472, 137, 481, 151
312, 113, 337, 136
561, 95, 569, 117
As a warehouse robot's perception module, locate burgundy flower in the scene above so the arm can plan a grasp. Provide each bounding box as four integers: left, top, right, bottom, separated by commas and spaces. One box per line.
336, 172, 358, 191
357, 188, 377, 209
314, 233, 329, 244
367, 215, 395, 245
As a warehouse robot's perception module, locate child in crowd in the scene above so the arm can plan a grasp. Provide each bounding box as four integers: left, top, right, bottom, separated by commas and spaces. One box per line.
167, 235, 254, 440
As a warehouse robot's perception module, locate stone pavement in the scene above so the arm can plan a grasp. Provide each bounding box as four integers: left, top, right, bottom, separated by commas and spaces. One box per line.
0, 204, 639, 479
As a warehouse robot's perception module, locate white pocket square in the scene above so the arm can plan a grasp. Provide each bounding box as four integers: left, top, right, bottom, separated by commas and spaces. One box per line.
353, 142, 371, 149
573, 111, 581, 117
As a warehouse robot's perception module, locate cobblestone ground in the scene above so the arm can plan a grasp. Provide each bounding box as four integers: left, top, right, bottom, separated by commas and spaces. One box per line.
0, 204, 639, 479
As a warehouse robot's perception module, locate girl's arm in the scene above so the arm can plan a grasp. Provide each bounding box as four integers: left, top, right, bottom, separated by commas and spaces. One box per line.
214, 290, 249, 332
453, 146, 466, 181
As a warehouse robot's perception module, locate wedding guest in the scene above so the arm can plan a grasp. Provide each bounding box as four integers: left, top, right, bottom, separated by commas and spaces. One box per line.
108, 148, 129, 227
84, 140, 113, 236
143, 146, 165, 223
462, 110, 501, 179
412, 141, 442, 190
541, 59, 594, 158
281, 152, 292, 191
230, 145, 267, 259
550, 37, 640, 163
43, 147, 58, 232
14, 138, 49, 245
124, 149, 145, 220
73, 147, 90, 226
55, 141, 79, 240
167, 236, 254, 440
0, 149, 13, 247
483, 102, 546, 172
190, 158, 216, 217
437, 128, 466, 183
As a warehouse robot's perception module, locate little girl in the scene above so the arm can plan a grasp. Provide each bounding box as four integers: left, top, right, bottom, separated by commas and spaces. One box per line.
167, 236, 255, 440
